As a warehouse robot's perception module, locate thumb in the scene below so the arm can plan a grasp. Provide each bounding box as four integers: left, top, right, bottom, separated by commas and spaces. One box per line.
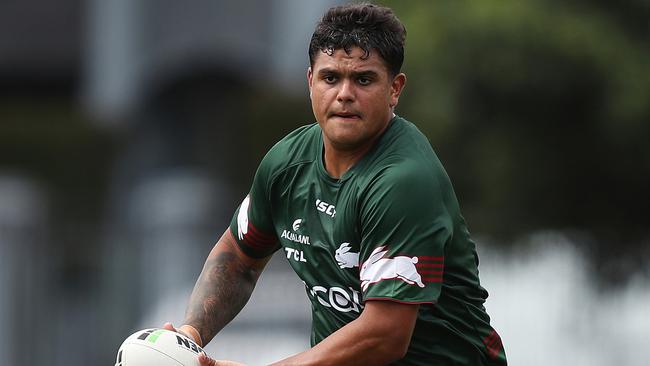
198, 352, 218, 366
162, 322, 176, 332
162, 322, 196, 343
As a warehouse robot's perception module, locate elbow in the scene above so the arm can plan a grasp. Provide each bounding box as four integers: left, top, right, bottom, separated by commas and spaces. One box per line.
396, 340, 410, 359
355, 300, 418, 363
393, 341, 411, 362
375, 336, 410, 363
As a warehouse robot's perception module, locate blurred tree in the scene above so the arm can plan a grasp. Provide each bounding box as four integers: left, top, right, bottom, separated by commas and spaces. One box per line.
381, 0, 650, 283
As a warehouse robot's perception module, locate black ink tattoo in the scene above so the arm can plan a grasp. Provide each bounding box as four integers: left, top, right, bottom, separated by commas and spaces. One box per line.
184, 251, 261, 345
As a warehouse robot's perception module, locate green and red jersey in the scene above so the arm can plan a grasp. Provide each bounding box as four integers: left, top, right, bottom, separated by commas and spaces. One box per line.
229, 116, 507, 365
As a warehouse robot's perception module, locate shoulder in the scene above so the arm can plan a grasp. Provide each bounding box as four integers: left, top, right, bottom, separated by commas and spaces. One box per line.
384, 116, 436, 154
366, 118, 447, 188
258, 123, 320, 175
363, 157, 438, 203
358, 117, 456, 208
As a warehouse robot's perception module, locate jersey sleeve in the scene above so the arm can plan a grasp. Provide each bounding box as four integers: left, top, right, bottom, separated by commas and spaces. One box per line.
359, 161, 453, 303
229, 152, 280, 258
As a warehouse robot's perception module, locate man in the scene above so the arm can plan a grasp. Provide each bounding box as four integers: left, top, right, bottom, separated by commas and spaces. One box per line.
165, 3, 507, 365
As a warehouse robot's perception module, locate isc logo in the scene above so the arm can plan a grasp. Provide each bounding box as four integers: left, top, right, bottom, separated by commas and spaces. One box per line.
316, 199, 336, 218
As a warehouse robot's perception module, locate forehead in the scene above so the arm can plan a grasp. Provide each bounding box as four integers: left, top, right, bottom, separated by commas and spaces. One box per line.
312, 46, 389, 74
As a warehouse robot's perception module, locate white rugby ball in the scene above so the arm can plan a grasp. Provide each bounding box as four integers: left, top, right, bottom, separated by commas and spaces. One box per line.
115, 328, 203, 366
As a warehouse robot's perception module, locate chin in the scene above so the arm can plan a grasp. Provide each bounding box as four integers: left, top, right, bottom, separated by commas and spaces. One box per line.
329, 133, 371, 151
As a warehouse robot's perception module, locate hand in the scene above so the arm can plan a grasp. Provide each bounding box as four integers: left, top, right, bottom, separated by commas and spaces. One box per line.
162, 323, 244, 366
199, 355, 245, 366
197, 352, 218, 366
162, 322, 197, 343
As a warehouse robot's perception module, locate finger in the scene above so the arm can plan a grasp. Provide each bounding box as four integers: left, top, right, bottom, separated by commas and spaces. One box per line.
198, 353, 217, 366
212, 361, 245, 366
162, 323, 196, 346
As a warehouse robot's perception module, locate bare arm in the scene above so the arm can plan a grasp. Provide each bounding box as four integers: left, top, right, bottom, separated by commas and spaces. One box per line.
271, 300, 419, 366
182, 229, 272, 346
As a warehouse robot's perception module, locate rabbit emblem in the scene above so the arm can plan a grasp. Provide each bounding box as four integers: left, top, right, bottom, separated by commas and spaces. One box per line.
335, 242, 360, 268
360, 246, 425, 291
237, 195, 250, 240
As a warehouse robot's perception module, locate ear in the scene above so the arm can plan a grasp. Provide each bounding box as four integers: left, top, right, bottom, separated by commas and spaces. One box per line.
367, 246, 387, 263
307, 67, 314, 98
389, 73, 407, 108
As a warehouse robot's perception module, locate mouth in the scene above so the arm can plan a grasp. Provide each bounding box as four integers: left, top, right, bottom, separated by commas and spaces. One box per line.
330, 111, 362, 121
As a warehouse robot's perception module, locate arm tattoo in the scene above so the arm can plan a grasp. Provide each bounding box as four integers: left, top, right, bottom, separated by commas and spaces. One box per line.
184, 251, 260, 345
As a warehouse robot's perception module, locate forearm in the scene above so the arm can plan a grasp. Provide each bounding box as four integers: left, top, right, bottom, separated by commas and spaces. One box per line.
183, 230, 268, 346
271, 301, 418, 366
272, 320, 400, 365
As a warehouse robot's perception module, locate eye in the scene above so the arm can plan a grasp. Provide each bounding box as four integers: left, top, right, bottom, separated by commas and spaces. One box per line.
357, 76, 372, 86
323, 75, 337, 84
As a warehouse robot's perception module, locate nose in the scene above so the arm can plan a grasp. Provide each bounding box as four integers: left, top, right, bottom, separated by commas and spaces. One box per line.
336, 79, 355, 103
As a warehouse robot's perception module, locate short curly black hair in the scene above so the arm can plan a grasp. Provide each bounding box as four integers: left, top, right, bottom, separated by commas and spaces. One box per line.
308, 3, 407, 77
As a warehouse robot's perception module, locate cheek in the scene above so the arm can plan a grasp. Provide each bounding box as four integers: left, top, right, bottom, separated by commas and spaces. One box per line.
313, 90, 333, 111
310, 90, 322, 107
311, 94, 330, 123
313, 98, 326, 117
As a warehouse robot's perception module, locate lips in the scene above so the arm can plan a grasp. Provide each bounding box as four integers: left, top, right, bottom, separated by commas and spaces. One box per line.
330, 111, 361, 120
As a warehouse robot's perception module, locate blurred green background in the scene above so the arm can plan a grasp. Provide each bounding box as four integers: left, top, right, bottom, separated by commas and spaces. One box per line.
387, 0, 650, 283
3, 0, 647, 280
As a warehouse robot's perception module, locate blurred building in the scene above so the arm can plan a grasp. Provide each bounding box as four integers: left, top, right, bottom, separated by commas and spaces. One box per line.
0, 0, 339, 364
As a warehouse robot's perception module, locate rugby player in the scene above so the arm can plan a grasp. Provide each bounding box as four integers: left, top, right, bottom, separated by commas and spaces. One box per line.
165, 3, 507, 365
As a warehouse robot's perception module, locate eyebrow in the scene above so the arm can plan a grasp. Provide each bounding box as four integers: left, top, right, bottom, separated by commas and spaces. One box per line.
317, 68, 380, 78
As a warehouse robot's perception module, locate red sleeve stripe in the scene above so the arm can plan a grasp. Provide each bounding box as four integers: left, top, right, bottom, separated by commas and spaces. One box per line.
247, 224, 276, 242
417, 256, 444, 283
242, 223, 277, 249
483, 330, 504, 360
364, 297, 436, 305
419, 270, 444, 275
422, 277, 443, 283
242, 238, 276, 251
242, 234, 275, 249
418, 256, 444, 261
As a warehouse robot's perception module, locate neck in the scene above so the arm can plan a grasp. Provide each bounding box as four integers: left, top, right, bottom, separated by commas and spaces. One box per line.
322, 142, 374, 179
322, 114, 395, 179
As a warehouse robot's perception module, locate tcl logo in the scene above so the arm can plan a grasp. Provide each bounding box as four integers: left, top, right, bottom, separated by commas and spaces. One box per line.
316, 199, 336, 218
284, 247, 307, 262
